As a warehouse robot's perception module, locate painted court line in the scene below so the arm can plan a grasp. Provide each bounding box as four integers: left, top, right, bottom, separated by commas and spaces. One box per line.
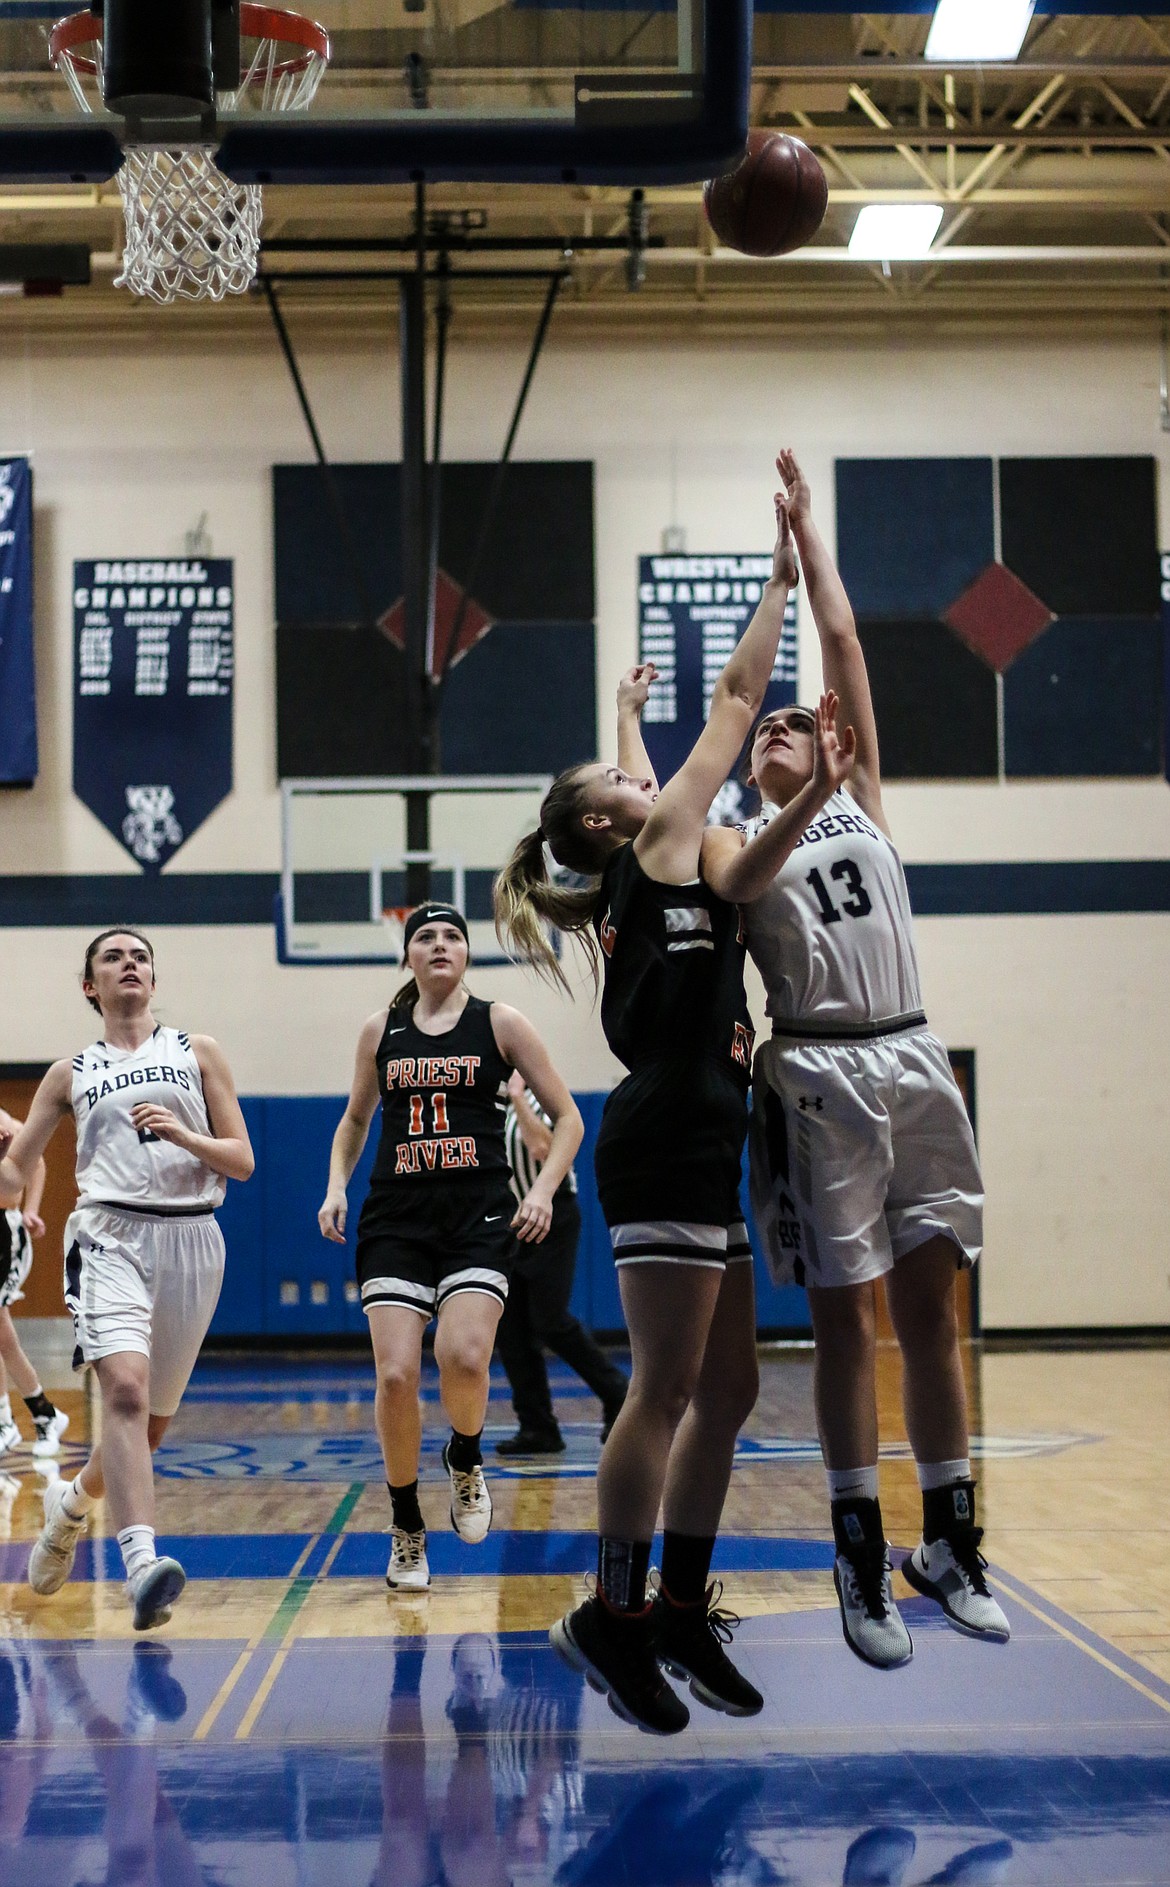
989, 1571, 1170, 1718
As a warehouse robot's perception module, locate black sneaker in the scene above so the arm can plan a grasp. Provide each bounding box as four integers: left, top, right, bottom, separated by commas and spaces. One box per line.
495, 1428, 566, 1457
654, 1581, 763, 1716
551, 1594, 689, 1735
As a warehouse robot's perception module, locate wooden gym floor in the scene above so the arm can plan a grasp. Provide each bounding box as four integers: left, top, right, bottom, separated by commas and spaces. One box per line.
0, 1333, 1167, 1884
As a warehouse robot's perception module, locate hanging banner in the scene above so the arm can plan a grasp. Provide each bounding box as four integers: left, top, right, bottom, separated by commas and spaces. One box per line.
73, 558, 234, 871
638, 554, 797, 824
0, 457, 37, 785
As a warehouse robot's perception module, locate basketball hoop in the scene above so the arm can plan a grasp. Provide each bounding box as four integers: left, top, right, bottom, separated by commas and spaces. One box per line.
50, 6, 329, 304
382, 906, 417, 963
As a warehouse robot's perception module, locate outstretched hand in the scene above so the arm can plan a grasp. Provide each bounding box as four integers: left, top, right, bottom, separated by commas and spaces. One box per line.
772, 489, 799, 589
617, 663, 659, 715
776, 449, 811, 526
812, 690, 856, 796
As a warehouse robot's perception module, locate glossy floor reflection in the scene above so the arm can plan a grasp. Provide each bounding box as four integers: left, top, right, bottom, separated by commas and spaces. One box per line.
0, 1345, 1167, 1884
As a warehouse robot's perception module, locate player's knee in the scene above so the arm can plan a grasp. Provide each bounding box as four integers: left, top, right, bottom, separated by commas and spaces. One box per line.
440, 1335, 492, 1384
377, 1357, 421, 1404
694, 1353, 759, 1433
810, 1285, 875, 1359
102, 1367, 150, 1424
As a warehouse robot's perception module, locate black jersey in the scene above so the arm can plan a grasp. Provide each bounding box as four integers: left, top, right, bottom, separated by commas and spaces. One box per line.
367, 994, 512, 1188
595, 843, 754, 1086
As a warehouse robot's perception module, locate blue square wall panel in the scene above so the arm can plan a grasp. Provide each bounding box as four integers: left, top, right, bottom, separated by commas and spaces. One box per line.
1004, 616, 1163, 778
856, 619, 998, 778
1000, 457, 1159, 618
836, 459, 994, 620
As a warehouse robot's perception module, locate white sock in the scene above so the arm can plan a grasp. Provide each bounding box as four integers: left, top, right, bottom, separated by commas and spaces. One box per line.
917, 1457, 971, 1492
826, 1464, 880, 1503
62, 1476, 96, 1520
117, 1524, 157, 1584
0, 1395, 12, 1426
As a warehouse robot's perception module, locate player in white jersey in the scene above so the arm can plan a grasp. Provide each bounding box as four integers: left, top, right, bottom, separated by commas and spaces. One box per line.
0, 1112, 69, 1458
703, 450, 1009, 1670
0, 928, 254, 1631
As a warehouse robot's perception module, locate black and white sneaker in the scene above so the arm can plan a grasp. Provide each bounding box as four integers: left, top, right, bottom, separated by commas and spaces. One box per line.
654, 1580, 763, 1716
551, 1593, 689, 1735
129, 1557, 186, 1632
831, 1498, 912, 1670
903, 1479, 1010, 1642
442, 1443, 492, 1544
386, 1526, 430, 1591
32, 1409, 70, 1457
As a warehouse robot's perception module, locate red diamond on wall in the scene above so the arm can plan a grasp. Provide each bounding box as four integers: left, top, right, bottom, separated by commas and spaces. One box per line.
944, 562, 1054, 673
378, 568, 495, 680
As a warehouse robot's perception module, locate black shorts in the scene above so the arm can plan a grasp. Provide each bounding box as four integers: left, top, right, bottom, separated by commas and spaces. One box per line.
594, 1059, 749, 1228
0, 1211, 32, 1311
355, 1180, 516, 1321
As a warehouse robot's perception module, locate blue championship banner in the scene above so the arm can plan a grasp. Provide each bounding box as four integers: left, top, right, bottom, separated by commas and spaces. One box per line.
638, 554, 797, 823
0, 457, 37, 785
73, 558, 234, 871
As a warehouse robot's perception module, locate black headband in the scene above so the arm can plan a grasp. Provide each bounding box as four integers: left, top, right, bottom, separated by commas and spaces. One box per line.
401, 904, 470, 956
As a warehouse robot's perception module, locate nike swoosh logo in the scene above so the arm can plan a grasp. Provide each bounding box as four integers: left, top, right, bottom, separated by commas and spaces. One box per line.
387, 1028, 407, 1036
484, 1215, 502, 1223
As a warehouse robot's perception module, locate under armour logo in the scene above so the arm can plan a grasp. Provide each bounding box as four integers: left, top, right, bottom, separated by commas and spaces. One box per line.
798, 1096, 823, 1112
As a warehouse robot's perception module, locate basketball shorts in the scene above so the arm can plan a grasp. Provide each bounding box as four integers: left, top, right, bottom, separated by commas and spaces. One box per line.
63, 1204, 225, 1417
0, 1210, 32, 1311
610, 1217, 753, 1272
749, 1027, 983, 1292
594, 1059, 749, 1228
355, 1180, 516, 1321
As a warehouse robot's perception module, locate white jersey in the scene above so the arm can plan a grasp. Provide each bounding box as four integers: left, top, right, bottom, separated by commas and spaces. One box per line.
71, 1025, 224, 1213
740, 788, 923, 1030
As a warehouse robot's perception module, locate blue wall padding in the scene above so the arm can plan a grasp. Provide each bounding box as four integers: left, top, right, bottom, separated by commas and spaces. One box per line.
836, 459, 994, 620
439, 621, 598, 775
1000, 458, 1159, 618
209, 1092, 812, 1340
1003, 617, 1164, 778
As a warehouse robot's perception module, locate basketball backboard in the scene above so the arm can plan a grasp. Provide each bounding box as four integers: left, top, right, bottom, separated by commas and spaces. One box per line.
0, 1, 750, 185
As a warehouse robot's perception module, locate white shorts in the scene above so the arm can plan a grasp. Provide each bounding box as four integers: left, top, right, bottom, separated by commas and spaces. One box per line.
749, 1027, 983, 1292
1, 1209, 32, 1310
63, 1204, 225, 1418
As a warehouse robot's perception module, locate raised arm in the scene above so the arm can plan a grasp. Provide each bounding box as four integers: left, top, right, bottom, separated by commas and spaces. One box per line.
615, 664, 660, 791
779, 448, 886, 833
0, 1068, 72, 1207
131, 1036, 255, 1182
635, 476, 798, 885
491, 1006, 583, 1244
319, 1011, 385, 1243
702, 692, 856, 904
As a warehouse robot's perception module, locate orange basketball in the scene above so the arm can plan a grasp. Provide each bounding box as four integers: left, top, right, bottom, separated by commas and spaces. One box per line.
703, 131, 828, 258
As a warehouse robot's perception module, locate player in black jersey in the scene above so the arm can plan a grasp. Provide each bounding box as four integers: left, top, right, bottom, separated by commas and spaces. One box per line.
495, 468, 851, 1734
318, 903, 582, 1593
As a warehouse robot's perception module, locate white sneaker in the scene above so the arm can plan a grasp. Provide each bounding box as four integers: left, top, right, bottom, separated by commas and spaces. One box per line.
834, 1544, 914, 1669
903, 1534, 1011, 1641
129, 1556, 186, 1631
32, 1409, 70, 1457
442, 1443, 492, 1544
386, 1526, 430, 1590
0, 1419, 22, 1457
28, 1478, 88, 1595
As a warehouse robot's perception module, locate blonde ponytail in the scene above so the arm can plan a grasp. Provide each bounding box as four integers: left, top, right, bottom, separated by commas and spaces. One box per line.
493, 765, 612, 996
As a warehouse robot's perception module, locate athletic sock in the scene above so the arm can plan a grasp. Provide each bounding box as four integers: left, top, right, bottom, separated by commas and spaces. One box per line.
388, 1479, 425, 1534
23, 1389, 56, 1424
446, 1429, 483, 1472
61, 1476, 96, 1521
117, 1525, 158, 1585
597, 1536, 652, 1614
825, 1464, 880, 1504
0, 1395, 12, 1427
916, 1456, 971, 1492
660, 1530, 717, 1606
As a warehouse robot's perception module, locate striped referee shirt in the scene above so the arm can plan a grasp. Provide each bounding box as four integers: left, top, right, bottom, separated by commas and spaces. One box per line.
504, 1089, 577, 1206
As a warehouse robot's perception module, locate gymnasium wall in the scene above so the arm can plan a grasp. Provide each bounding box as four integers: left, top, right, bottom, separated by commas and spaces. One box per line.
1, 323, 1167, 1332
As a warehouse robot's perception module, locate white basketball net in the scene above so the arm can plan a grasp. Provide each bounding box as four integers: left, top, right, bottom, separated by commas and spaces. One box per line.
54, 14, 327, 304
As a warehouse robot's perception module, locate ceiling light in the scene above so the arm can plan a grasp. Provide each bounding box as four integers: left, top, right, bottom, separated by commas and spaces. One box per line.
848, 205, 944, 261
925, 0, 1035, 62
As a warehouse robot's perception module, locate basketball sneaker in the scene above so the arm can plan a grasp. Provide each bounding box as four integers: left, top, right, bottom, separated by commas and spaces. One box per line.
386, 1526, 430, 1591
653, 1579, 763, 1716
831, 1497, 913, 1670
31, 1409, 69, 1457
129, 1556, 186, 1631
0, 1418, 21, 1458
902, 1480, 1010, 1641
442, 1443, 492, 1544
551, 1590, 689, 1735
28, 1477, 88, 1595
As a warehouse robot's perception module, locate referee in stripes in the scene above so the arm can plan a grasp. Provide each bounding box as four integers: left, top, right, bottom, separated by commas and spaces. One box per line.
495, 1074, 627, 1454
